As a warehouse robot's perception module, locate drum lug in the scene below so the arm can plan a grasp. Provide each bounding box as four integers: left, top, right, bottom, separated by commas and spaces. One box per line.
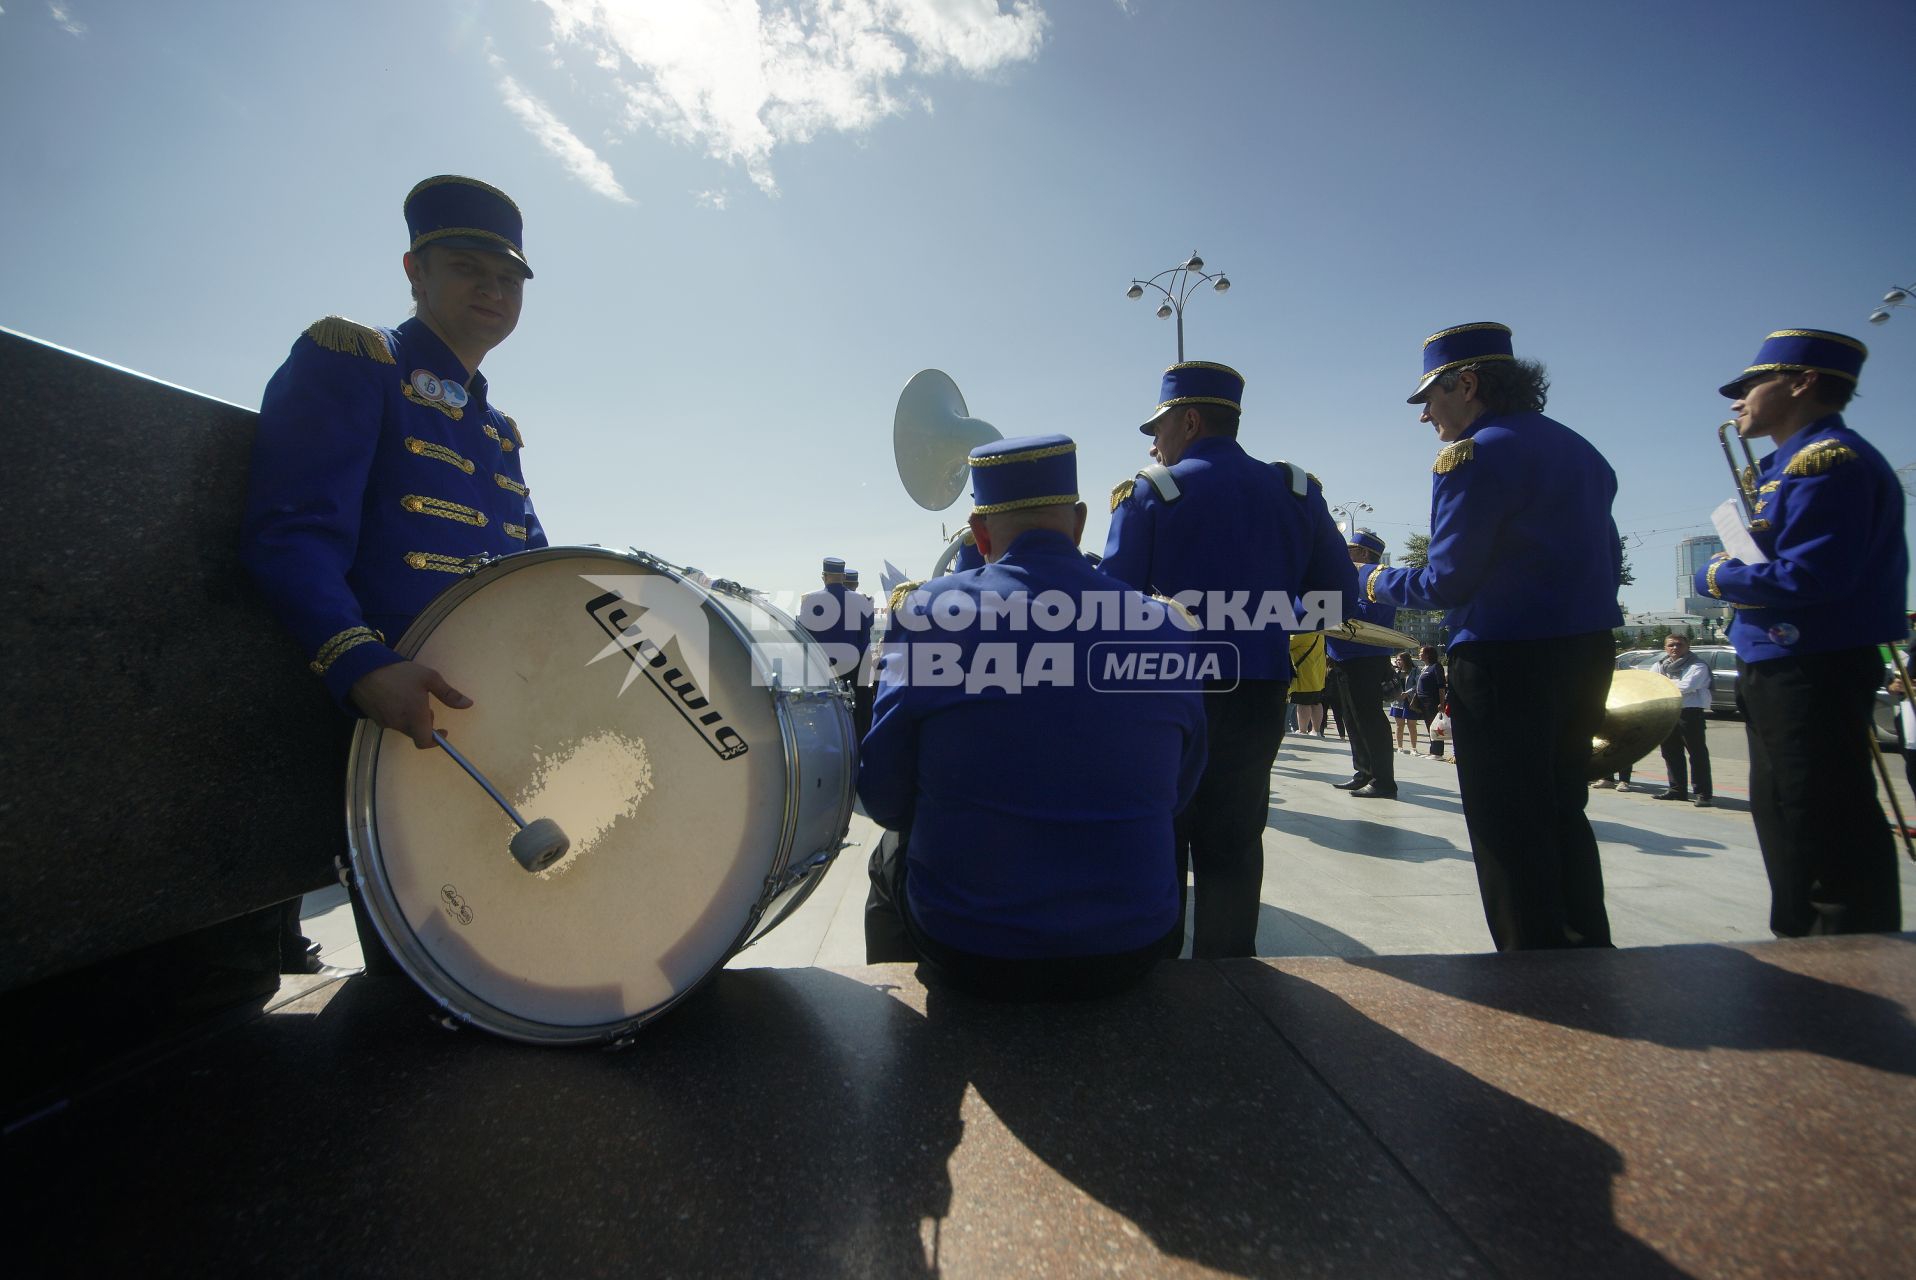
333, 855, 353, 890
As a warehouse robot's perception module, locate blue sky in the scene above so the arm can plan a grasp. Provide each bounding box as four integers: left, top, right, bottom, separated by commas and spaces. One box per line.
4, 0, 1912, 615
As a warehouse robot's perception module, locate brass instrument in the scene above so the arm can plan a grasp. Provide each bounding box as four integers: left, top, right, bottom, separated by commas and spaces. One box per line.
1717, 418, 1761, 522
1587, 669, 1682, 781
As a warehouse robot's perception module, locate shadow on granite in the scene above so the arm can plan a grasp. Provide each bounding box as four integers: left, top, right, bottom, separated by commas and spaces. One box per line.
1225, 936, 1916, 1279
10, 963, 1489, 1278
1345, 936, 1916, 1073
1223, 962, 1695, 1279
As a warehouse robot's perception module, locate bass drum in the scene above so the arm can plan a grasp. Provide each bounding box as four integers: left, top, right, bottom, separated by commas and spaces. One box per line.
346, 547, 855, 1045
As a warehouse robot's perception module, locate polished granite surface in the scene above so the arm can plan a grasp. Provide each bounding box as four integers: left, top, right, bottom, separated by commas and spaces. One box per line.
9, 935, 1913, 1278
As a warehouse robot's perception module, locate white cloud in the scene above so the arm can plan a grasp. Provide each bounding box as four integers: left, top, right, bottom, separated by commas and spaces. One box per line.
534, 0, 1047, 195
694, 189, 730, 210
488, 50, 636, 205
48, 1, 85, 35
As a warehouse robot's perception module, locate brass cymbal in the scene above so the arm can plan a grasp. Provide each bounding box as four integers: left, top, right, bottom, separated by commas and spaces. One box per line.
1309, 618, 1422, 651
1588, 668, 1682, 780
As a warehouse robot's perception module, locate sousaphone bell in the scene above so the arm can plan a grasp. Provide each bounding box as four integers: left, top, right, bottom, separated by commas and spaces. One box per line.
893, 369, 1003, 575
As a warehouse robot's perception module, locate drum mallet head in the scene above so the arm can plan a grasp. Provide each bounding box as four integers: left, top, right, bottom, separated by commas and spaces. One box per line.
509, 818, 570, 874
432, 731, 571, 873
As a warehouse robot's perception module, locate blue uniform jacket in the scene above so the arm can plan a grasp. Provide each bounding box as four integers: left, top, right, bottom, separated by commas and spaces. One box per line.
798, 583, 874, 679
1696, 415, 1906, 662
858, 529, 1208, 958
241, 316, 547, 704
1100, 436, 1359, 681
1365, 412, 1622, 646
1326, 594, 1400, 661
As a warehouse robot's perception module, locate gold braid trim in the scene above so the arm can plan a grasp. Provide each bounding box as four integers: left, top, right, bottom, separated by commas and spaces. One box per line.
404, 552, 471, 574
304, 317, 395, 365
970, 441, 1076, 466
403, 385, 464, 421
888, 581, 924, 614
1768, 329, 1868, 354
973, 492, 1079, 515
503, 523, 528, 540
495, 473, 529, 496
504, 416, 524, 448
1433, 439, 1475, 474
1110, 478, 1135, 513
1783, 440, 1858, 476
1705, 558, 1726, 599
405, 437, 475, 474
409, 226, 522, 256
310, 627, 381, 676
1365, 565, 1385, 604
484, 423, 518, 452
401, 495, 488, 527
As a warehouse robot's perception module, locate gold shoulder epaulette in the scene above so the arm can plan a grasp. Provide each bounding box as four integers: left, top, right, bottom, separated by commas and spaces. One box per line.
1151, 593, 1198, 627
1110, 478, 1136, 513
303, 316, 395, 365
503, 415, 525, 448
888, 580, 924, 614
1307, 471, 1322, 489
1784, 440, 1857, 477
1433, 439, 1475, 474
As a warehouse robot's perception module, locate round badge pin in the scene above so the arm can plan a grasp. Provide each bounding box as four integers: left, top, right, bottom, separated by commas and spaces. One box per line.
1767, 622, 1800, 647
411, 369, 443, 401
441, 380, 469, 409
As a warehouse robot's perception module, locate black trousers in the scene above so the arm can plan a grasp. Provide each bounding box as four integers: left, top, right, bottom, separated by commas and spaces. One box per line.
1658, 707, 1712, 799
863, 831, 1168, 1000
1171, 678, 1289, 958
1332, 655, 1394, 787
1447, 632, 1614, 951
1740, 647, 1901, 937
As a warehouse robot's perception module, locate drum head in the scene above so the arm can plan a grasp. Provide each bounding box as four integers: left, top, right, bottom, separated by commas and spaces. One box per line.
348, 548, 822, 1044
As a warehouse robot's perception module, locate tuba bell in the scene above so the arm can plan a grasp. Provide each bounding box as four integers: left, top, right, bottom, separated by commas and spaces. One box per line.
893, 369, 1002, 511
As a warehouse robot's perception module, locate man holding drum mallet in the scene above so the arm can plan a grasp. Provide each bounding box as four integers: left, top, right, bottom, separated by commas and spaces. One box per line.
242, 175, 547, 964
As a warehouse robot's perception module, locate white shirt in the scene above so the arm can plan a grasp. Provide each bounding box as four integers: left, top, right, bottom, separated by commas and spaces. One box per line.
1660, 655, 1712, 710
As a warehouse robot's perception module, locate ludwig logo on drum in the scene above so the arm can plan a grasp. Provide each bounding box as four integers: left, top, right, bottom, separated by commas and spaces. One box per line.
582, 579, 749, 761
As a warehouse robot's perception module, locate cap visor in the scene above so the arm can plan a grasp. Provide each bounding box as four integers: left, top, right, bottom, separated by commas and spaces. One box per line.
423, 236, 534, 278
1138, 406, 1171, 435
1406, 371, 1439, 404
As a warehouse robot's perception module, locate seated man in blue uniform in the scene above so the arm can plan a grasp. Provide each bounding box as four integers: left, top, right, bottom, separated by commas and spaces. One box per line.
1328, 528, 1400, 797
859, 435, 1207, 1000
242, 175, 546, 968
1101, 362, 1357, 958
1698, 329, 1906, 936
1362, 323, 1623, 951
243, 174, 546, 746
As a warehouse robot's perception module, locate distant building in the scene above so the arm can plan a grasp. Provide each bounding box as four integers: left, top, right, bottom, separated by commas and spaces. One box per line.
1675, 534, 1729, 619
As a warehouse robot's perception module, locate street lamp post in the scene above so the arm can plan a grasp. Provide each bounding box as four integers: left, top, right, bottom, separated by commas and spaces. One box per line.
1868, 281, 1916, 326
1330, 501, 1373, 542
1126, 252, 1231, 361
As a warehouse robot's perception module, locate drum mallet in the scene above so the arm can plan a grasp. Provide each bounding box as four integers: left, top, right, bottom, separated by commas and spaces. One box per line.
431, 731, 570, 873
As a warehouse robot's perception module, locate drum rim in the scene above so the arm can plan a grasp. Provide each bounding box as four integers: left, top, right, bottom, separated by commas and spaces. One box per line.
345, 546, 849, 1045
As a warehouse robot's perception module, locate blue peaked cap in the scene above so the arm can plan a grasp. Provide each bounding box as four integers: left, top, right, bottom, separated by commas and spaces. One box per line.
1719, 329, 1867, 398
1349, 528, 1386, 556
969, 434, 1080, 514
1139, 361, 1244, 433
1408, 322, 1513, 403
405, 175, 532, 277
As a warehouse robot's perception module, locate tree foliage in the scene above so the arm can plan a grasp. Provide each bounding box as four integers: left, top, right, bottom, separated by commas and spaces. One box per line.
1403, 531, 1430, 569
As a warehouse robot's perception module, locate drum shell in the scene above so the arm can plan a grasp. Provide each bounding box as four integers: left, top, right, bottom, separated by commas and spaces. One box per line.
347, 547, 854, 1045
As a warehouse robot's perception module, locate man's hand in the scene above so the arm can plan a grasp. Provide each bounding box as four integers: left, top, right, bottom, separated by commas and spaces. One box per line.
349, 660, 473, 749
